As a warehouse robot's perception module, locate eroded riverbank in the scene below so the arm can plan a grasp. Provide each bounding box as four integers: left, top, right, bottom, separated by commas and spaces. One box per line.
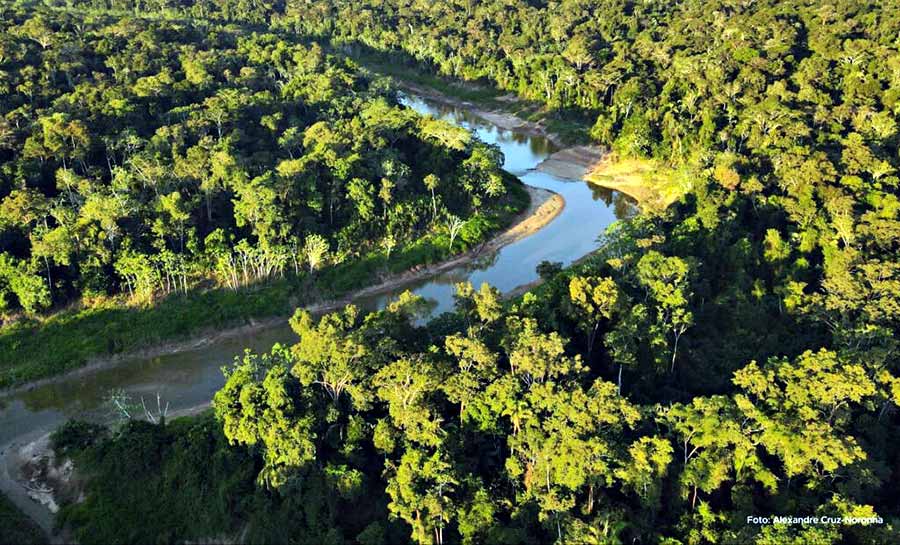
535, 145, 607, 181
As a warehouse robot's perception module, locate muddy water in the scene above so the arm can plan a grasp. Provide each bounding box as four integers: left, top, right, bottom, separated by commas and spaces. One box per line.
0, 94, 634, 492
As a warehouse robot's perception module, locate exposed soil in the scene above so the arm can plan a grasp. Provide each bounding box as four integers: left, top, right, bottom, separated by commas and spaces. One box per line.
0, 433, 74, 542
535, 145, 607, 181
584, 155, 681, 210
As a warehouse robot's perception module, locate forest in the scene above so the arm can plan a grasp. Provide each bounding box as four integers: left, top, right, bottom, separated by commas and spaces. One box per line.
2, 0, 900, 543
0, 2, 528, 386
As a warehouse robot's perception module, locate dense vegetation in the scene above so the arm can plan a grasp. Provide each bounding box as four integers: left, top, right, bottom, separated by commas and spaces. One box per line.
0, 4, 527, 386
12, 0, 900, 543
0, 492, 45, 544
51, 414, 420, 544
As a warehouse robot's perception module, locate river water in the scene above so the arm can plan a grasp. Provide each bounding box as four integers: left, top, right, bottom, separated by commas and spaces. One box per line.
0, 94, 633, 456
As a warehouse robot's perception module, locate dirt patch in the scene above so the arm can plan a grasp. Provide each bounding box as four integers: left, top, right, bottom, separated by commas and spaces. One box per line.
18, 441, 72, 515
535, 145, 607, 181
0, 432, 80, 542
495, 94, 519, 103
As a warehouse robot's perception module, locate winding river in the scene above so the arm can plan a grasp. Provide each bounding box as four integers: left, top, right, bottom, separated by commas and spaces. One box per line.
0, 93, 633, 529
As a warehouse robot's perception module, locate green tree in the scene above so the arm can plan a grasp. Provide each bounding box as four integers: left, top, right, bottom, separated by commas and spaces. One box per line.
289, 305, 368, 407
374, 356, 444, 447
445, 214, 464, 252
0, 253, 50, 314
442, 332, 499, 420
423, 174, 440, 223
213, 346, 316, 489
302, 233, 330, 273
636, 252, 694, 373
504, 379, 640, 539
568, 275, 619, 359
385, 447, 458, 545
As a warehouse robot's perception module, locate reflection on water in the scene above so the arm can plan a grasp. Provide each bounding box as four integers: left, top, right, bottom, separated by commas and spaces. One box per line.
399, 94, 556, 176
0, 93, 634, 441
589, 185, 637, 220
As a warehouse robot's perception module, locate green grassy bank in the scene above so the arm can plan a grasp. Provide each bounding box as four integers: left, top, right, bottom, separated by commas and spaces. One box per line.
0, 179, 527, 390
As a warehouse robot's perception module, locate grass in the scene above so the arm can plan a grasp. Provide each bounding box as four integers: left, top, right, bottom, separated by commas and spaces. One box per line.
584, 156, 691, 212
0, 280, 297, 389
0, 493, 45, 545
0, 178, 528, 390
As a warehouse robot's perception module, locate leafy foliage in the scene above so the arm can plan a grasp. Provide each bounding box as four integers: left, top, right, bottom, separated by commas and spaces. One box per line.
0, 5, 529, 386
0, 5, 512, 315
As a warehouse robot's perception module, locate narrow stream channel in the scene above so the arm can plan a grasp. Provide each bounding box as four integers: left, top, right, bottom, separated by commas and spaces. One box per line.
0, 93, 634, 528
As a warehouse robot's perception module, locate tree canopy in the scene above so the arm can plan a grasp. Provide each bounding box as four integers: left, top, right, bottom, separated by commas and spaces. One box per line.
0, 5, 513, 317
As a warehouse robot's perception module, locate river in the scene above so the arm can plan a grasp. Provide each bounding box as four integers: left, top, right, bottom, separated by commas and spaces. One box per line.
0, 93, 633, 529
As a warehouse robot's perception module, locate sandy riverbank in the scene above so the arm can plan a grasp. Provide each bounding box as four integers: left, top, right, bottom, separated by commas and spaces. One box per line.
535, 145, 607, 181
1, 185, 563, 398
396, 81, 571, 148
584, 156, 685, 210
536, 146, 671, 210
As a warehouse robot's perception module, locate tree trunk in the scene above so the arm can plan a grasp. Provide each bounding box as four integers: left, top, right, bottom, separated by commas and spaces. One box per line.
670, 331, 681, 373
587, 322, 598, 359
430, 189, 437, 222
43, 255, 52, 299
